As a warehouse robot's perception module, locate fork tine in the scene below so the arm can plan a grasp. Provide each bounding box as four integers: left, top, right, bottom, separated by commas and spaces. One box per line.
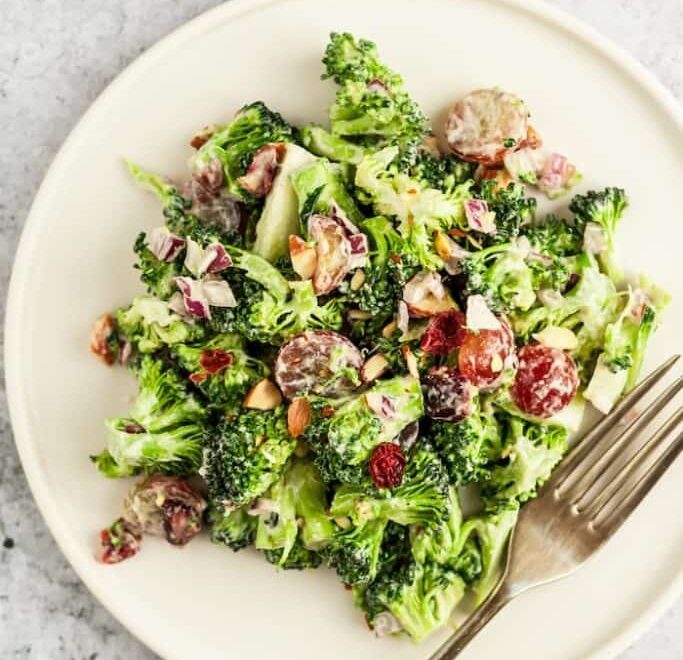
552, 355, 680, 494
570, 377, 683, 506
581, 406, 683, 519
596, 427, 683, 539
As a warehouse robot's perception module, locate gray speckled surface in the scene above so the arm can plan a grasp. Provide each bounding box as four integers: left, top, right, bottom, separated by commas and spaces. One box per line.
0, 1, 681, 658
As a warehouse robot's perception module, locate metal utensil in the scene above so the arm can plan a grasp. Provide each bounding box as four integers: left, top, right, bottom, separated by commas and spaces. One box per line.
430, 355, 682, 660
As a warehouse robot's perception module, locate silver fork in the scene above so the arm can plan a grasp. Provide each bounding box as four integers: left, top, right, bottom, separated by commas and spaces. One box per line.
430, 355, 683, 660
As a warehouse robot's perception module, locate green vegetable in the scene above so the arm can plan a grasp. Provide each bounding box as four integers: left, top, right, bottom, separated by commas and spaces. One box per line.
133, 232, 182, 299
481, 416, 568, 512
569, 187, 628, 282
321, 32, 428, 147
473, 180, 536, 246
208, 504, 257, 551
172, 333, 269, 413
429, 399, 503, 486
204, 408, 295, 507
93, 357, 206, 477
115, 297, 203, 354
191, 101, 296, 203
252, 143, 317, 262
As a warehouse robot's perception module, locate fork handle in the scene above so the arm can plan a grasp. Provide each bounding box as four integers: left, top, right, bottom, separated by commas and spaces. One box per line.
428, 584, 514, 660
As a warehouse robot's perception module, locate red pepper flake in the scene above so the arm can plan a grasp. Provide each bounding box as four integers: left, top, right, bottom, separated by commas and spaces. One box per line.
199, 349, 234, 374
369, 442, 406, 489
448, 228, 467, 238
189, 372, 208, 384
389, 254, 401, 265
321, 405, 335, 418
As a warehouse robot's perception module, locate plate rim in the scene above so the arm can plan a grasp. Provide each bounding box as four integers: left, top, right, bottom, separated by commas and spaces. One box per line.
5, 1, 682, 659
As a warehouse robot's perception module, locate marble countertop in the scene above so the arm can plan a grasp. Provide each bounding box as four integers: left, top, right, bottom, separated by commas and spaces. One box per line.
0, 1, 680, 658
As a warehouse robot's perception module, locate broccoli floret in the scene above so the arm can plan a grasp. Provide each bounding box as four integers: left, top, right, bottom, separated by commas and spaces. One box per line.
394, 142, 475, 191
290, 157, 365, 225
481, 416, 568, 512
126, 161, 231, 244
512, 252, 620, 376
569, 187, 628, 282
466, 508, 519, 604
208, 504, 256, 550
263, 541, 322, 570
584, 279, 669, 412
306, 376, 424, 483
462, 241, 537, 314
522, 213, 583, 257
204, 408, 295, 507
346, 216, 420, 326
216, 248, 344, 344
256, 457, 332, 569
327, 517, 388, 585
191, 101, 296, 203
321, 32, 429, 147
300, 125, 368, 165
93, 357, 206, 477
355, 146, 472, 269
429, 402, 503, 486
472, 180, 536, 245
172, 333, 269, 413
116, 296, 205, 354
363, 560, 466, 641
133, 232, 182, 299
329, 444, 450, 528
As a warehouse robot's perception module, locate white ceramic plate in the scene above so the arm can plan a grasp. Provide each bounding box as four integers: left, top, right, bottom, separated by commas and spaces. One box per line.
6, 0, 683, 658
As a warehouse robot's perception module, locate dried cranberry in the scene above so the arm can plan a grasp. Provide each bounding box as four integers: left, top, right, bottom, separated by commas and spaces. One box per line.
98, 518, 142, 564
511, 344, 578, 418
199, 349, 234, 374
369, 443, 406, 489
457, 317, 514, 388
420, 310, 466, 356
423, 366, 476, 421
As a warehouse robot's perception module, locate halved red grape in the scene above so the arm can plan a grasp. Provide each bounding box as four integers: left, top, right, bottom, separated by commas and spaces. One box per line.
511, 344, 578, 418
457, 318, 514, 388
423, 366, 476, 421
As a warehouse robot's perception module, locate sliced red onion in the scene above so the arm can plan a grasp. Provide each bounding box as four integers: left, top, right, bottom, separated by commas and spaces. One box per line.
118, 340, 132, 366
330, 203, 362, 236
167, 291, 189, 317
366, 79, 390, 95
185, 238, 233, 277
237, 143, 285, 197
403, 271, 446, 304
200, 242, 233, 274
466, 294, 501, 331
537, 152, 580, 198
366, 392, 396, 421
464, 198, 496, 234
174, 276, 211, 319
202, 277, 237, 308
583, 222, 608, 255
348, 233, 369, 269
193, 158, 224, 199
149, 227, 186, 262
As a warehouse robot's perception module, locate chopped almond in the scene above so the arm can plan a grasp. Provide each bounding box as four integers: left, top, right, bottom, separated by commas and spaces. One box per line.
406, 295, 457, 318
350, 269, 366, 291
401, 345, 420, 379
289, 235, 317, 280
243, 379, 282, 410
382, 320, 398, 338
347, 309, 372, 321
287, 397, 312, 437
360, 354, 390, 383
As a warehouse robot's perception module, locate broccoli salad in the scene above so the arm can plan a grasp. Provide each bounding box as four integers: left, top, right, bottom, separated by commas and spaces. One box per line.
90, 33, 668, 642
